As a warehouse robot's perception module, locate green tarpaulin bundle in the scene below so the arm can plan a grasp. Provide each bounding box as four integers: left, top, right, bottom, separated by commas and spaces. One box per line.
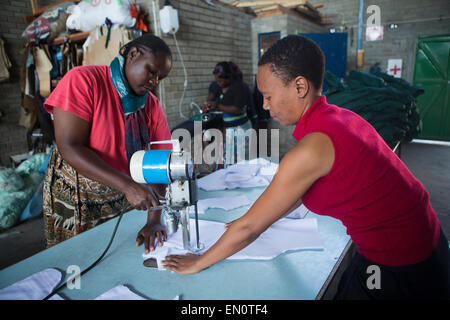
0, 154, 46, 230
324, 70, 424, 148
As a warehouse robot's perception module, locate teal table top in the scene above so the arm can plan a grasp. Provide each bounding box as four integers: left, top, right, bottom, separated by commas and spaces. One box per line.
0, 187, 350, 300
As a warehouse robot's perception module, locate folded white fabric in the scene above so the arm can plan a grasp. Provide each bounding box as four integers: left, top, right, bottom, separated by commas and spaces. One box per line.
189, 195, 253, 214
0, 268, 62, 300
197, 158, 279, 191
143, 218, 323, 269
95, 285, 146, 300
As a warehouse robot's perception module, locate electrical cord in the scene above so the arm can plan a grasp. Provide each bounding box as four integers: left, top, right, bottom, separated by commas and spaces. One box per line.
190, 101, 202, 114
172, 32, 189, 119
43, 206, 129, 300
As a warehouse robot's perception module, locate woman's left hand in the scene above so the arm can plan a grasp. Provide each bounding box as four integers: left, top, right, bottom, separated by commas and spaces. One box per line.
136, 221, 168, 254
161, 253, 204, 275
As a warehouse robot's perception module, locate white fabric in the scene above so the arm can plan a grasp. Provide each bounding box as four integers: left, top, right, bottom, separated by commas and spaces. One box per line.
189, 195, 253, 214
0, 268, 62, 300
197, 158, 278, 191
95, 285, 180, 300
143, 218, 323, 268
188, 194, 308, 219
95, 285, 146, 300
286, 204, 310, 219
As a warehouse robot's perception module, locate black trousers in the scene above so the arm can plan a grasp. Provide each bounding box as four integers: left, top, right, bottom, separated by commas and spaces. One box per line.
335, 228, 450, 300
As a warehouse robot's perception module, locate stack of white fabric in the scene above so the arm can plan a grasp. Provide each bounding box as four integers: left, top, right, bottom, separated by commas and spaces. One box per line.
197, 158, 278, 191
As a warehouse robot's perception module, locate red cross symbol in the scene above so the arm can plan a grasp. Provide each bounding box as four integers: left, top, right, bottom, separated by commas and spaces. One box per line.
390, 65, 401, 75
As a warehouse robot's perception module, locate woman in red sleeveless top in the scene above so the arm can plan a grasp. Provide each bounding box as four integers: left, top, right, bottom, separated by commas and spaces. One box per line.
162, 35, 449, 299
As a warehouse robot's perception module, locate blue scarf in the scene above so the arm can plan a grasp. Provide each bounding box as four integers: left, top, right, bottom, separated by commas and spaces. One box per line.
110, 55, 148, 114
110, 55, 150, 164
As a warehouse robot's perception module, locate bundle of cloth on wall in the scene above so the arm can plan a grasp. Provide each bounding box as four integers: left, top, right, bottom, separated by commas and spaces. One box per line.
324, 70, 423, 148
22, 0, 142, 45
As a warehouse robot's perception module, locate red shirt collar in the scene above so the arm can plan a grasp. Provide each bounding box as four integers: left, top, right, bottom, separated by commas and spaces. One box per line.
292, 95, 327, 141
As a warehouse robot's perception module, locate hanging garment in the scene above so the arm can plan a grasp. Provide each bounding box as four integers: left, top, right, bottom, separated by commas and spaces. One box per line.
0, 38, 11, 82
82, 25, 132, 67
33, 46, 53, 98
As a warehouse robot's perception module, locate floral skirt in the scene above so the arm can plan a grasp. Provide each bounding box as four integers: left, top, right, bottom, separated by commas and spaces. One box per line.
43, 147, 130, 248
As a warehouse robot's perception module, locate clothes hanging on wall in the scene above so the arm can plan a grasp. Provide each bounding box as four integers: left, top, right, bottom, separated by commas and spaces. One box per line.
82, 25, 133, 67
0, 37, 11, 83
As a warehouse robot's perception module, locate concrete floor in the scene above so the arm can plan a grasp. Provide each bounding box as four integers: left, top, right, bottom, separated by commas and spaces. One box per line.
0, 141, 449, 272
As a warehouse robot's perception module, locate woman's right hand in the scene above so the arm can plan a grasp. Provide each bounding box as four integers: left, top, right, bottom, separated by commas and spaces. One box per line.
124, 182, 161, 211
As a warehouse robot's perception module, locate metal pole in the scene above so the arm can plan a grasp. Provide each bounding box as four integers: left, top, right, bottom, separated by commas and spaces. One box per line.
357, 0, 364, 51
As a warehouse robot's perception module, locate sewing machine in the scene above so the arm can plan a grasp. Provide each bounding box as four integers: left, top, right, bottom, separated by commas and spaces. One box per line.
129, 140, 203, 254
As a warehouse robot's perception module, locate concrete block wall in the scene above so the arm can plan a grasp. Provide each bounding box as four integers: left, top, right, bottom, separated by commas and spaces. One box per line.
148, 0, 254, 129
308, 0, 450, 82
251, 15, 288, 76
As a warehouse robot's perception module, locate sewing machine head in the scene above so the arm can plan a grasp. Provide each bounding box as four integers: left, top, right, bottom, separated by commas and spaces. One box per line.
129, 140, 201, 252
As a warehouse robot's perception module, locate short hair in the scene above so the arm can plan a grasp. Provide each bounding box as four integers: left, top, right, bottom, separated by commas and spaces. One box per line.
213, 61, 243, 81
258, 35, 325, 90
120, 33, 172, 61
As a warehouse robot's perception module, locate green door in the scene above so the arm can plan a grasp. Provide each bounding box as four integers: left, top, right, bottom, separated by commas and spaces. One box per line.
413, 34, 450, 141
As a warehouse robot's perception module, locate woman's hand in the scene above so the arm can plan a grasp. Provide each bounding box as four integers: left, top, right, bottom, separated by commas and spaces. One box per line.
161, 253, 205, 275
136, 220, 168, 254
124, 182, 161, 211
203, 101, 216, 112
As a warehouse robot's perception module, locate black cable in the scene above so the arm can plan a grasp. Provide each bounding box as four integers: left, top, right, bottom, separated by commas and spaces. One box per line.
43, 208, 127, 300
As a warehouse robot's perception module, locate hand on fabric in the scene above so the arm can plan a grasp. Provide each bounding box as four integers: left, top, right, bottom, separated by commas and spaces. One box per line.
161, 253, 205, 275
136, 220, 168, 254
124, 182, 161, 211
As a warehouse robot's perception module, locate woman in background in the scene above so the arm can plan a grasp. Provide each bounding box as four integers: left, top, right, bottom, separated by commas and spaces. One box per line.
204, 61, 254, 166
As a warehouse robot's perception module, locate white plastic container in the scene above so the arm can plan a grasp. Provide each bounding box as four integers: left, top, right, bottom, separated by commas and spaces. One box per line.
159, 5, 179, 34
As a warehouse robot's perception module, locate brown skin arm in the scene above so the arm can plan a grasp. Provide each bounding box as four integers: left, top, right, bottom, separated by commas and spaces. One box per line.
53, 108, 167, 250
162, 132, 335, 274
206, 92, 216, 105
